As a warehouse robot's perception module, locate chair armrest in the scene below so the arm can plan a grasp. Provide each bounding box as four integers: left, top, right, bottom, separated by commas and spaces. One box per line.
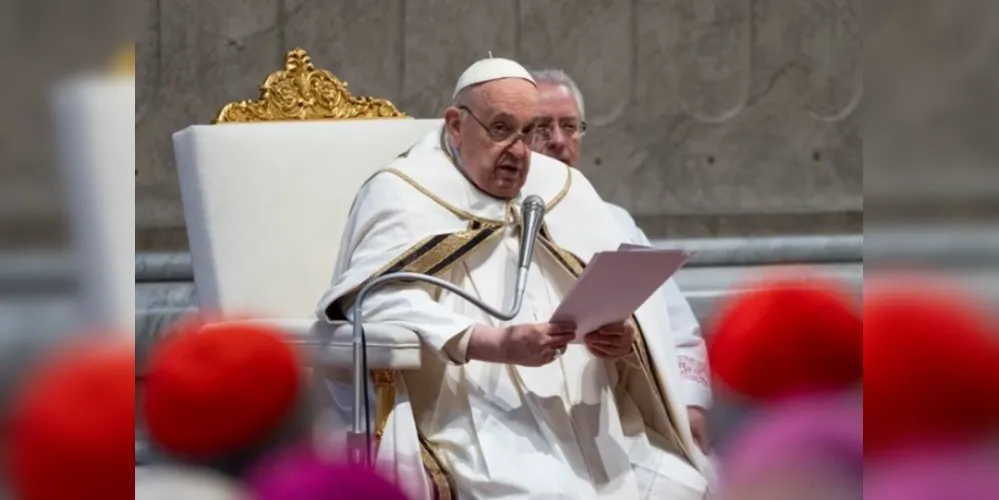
199, 319, 421, 370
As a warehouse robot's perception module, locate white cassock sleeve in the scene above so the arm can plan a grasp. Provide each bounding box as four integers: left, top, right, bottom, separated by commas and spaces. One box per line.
605, 203, 713, 409
324, 173, 478, 364
343, 285, 476, 364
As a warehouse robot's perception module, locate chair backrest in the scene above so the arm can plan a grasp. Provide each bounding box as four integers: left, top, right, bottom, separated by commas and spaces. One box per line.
173, 48, 442, 318
52, 74, 136, 333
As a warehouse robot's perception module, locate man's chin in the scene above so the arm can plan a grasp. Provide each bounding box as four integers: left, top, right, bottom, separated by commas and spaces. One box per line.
488, 180, 524, 200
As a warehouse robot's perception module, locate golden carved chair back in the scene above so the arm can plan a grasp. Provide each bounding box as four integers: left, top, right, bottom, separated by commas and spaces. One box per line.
177, 46, 435, 319
214, 48, 406, 123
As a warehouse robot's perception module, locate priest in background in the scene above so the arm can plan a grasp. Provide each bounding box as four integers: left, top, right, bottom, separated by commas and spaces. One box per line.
318, 57, 712, 499
528, 68, 713, 454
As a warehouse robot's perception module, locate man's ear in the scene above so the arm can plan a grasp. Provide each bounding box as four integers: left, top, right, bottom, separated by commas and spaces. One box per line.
443, 107, 462, 144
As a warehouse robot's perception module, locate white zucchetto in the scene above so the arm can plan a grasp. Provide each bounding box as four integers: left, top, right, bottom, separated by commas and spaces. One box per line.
452, 57, 536, 99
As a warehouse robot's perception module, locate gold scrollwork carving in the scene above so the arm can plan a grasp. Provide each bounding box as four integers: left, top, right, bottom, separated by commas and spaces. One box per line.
371, 369, 396, 440
214, 48, 406, 123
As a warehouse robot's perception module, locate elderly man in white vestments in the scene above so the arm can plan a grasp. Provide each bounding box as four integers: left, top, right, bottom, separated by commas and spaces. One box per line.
527, 68, 714, 454
317, 57, 712, 499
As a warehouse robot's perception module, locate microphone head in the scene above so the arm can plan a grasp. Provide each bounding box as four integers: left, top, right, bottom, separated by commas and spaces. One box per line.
522, 194, 545, 216
514, 194, 547, 281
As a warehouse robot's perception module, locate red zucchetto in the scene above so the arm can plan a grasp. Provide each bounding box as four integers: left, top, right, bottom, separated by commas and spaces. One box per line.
706, 273, 862, 402
6, 339, 135, 500
143, 320, 302, 459
864, 279, 999, 455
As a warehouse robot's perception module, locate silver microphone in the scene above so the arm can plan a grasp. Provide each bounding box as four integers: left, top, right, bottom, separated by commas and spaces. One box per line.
514, 195, 546, 304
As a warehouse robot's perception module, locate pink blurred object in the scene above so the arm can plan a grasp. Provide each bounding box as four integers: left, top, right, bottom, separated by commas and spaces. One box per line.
245, 442, 410, 500
865, 448, 999, 500
721, 395, 863, 488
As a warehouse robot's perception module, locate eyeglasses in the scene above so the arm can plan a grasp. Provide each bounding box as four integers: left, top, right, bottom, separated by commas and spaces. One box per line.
535, 119, 588, 141
458, 105, 541, 146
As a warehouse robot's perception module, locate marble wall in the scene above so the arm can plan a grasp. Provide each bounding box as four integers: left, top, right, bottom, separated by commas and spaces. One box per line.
135, 0, 863, 249
8, 1, 999, 249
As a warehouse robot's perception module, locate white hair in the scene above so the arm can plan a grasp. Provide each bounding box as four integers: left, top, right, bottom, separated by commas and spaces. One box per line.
529, 69, 586, 121
451, 86, 473, 108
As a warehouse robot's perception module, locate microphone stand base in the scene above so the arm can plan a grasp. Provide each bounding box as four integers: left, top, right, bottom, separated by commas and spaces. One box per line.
345, 431, 373, 468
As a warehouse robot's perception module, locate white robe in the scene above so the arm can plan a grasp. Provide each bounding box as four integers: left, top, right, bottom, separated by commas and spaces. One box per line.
317, 126, 712, 499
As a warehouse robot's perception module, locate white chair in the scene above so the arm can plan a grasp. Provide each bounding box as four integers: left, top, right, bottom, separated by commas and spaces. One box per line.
52, 72, 136, 334
172, 49, 441, 498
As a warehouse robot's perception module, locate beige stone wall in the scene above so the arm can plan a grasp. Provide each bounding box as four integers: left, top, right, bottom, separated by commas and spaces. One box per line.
865, 0, 999, 225
135, 0, 863, 249
5, 0, 893, 249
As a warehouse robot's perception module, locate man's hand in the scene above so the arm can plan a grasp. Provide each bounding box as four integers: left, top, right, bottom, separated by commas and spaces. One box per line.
501, 322, 575, 366
583, 322, 635, 359
468, 322, 575, 366
687, 406, 711, 454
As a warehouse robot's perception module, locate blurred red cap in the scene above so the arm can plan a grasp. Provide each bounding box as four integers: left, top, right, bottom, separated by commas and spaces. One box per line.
706, 273, 862, 401
864, 281, 999, 455
7, 339, 135, 500
143, 319, 302, 459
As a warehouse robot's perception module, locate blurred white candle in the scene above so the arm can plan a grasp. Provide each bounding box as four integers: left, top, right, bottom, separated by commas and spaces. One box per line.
50, 73, 135, 336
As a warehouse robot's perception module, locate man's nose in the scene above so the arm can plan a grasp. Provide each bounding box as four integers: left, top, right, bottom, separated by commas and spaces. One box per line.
510, 136, 531, 158
547, 128, 568, 148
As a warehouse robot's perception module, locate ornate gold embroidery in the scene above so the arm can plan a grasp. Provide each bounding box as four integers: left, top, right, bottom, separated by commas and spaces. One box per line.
547, 167, 573, 212
383, 169, 507, 226
214, 48, 406, 123
333, 225, 501, 498
338, 226, 504, 312
628, 321, 693, 461
383, 166, 572, 226
419, 433, 456, 499
371, 370, 395, 441
437, 127, 574, 214
538, 233, 583, 276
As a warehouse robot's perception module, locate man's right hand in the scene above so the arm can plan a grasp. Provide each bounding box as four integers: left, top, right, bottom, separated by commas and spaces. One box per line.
502, 322, 575, 366
467, 322, 575, 366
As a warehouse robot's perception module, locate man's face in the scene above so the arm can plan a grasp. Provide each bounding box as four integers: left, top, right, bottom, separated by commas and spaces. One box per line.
444, 79, 539, 200
534, 83, 583, 166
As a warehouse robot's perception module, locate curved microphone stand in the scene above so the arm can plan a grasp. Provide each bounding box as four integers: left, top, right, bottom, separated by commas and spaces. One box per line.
345, 273, 528, 467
